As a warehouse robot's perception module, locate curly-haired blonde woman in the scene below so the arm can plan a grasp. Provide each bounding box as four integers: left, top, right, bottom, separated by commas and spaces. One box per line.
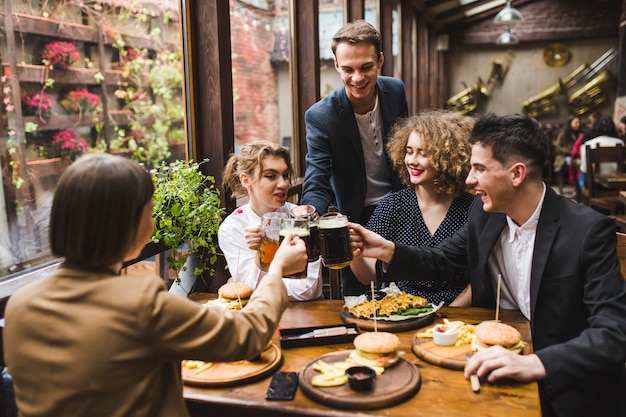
351, 109, 475, 305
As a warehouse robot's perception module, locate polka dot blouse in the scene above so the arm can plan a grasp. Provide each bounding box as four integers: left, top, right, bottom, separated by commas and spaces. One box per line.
366, 188, 475, 305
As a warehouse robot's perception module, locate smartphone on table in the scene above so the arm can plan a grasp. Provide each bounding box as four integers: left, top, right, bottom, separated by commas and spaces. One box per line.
265, 371, 299, 401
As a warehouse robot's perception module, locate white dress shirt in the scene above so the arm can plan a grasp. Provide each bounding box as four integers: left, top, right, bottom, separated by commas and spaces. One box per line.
488, 184, 546, 320
218, 203, 323, 301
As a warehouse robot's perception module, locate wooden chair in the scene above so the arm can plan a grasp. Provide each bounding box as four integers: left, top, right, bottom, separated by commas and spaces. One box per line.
581, 144, 624, 215
615, 232, 626, 280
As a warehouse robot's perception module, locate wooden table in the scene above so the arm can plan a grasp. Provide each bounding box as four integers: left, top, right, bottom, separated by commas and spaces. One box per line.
594, 173, 626, 190
184, 297, 541, 417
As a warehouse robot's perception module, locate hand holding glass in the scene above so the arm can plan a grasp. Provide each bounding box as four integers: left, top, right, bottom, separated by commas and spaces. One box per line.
279, 218, 310, 278
259, 212, 288, 271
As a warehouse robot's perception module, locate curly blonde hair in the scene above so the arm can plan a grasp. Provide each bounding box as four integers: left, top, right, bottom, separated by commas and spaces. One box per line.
222, 141, 294, 197
386, 109, 474, 197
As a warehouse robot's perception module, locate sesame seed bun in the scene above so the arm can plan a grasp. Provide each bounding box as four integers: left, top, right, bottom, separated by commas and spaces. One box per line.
218, 282, 253, 300
474, 321, 522, 349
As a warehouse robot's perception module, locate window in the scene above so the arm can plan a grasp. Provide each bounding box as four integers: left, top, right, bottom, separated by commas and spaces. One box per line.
0, 0, 186, 284
230, 0, 293, 153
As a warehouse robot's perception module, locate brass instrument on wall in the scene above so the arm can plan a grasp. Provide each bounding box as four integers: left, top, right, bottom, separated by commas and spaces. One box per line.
446, 53, 514, 115
445, 77, 489, 115
567, 68, 612, 115
522, 47, 616, 118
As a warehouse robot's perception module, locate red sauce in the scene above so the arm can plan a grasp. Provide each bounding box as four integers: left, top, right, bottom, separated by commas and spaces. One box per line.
435, 325, 448, 333
352, 372, 371, 380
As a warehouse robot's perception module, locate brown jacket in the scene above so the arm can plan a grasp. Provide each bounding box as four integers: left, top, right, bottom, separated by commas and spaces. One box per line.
3, 267, 288, 417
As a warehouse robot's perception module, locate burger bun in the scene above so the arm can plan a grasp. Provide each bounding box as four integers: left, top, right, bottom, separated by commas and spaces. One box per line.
474, 321, 524, 353
218, 282, 253, 300
350, 332, 402, 368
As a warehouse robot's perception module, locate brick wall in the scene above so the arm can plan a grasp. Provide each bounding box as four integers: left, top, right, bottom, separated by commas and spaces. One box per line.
230, 1, 280, 148
452, 0, 621, 45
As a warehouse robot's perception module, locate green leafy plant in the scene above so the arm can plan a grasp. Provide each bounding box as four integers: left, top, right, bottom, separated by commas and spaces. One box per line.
150, 159, 224, 278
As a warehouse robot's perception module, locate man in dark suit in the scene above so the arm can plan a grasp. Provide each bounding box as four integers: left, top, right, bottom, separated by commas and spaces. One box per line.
301, 20, 408, 296
349, 113, 626, 417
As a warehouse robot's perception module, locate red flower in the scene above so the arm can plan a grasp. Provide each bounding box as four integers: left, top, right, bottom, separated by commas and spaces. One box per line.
22, 91, 56, 117
40, 41, 80, 69
50, 130, 88, 160
64, 88, 102, 113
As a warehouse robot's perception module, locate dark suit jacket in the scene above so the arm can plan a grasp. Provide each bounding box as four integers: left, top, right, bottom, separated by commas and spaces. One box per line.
301, 76, 408, 222
387, 186, 626, 417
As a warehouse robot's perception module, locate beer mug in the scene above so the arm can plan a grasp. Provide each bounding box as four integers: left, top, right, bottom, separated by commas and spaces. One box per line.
279, 217, 310, 278
291, 205, 320, 261
317, 212, 352, 269
259, 212, 288, 271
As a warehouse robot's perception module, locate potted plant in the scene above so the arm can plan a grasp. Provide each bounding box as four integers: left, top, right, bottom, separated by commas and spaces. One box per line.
22, 91, 56, 119
49, 129, 89, 161
150, 159, 224, 293
40, 41, 80, 69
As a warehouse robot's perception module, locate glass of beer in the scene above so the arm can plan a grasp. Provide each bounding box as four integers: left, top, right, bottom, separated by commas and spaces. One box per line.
259, 212, 288, 271
279, 217, 310, 278
291, 205, 320, 261
317, 212, 352, 269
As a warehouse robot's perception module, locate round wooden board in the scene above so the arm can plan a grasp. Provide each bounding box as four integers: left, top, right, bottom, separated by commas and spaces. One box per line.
181, 343, 283, 387
299, 350, 421, 410
411, 333, 471, 371
340, 307, 436, 332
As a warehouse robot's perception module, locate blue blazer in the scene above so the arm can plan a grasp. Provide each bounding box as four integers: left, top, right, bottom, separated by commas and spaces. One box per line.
387, 186, 626, 416
301, 76, 408, 222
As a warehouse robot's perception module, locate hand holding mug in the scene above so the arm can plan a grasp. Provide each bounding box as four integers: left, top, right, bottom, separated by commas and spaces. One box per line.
269, 233, 307, 277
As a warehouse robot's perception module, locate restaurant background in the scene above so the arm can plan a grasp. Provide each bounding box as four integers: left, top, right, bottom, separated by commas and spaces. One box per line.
0, 0, 624, 295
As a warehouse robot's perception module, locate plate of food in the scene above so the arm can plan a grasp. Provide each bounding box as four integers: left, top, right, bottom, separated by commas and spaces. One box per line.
340, 284, 442, 332
203, 282, 252, 310
181, 342, 282, 387
298, 331, 421, 410
412, 319, 526, 371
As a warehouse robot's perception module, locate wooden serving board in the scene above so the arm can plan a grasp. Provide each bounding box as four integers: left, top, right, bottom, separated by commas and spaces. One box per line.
299, 350, 421, 410
340, 307, 436, 332
411, 334, 471, 371
181, 343, 282, 387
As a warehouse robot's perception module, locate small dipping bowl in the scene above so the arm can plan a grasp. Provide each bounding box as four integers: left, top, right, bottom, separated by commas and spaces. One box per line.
432, 324, 459, 346
345, 366, 376, 391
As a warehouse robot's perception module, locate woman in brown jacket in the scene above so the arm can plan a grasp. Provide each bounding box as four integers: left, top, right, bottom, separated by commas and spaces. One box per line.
3, 153, 306, 417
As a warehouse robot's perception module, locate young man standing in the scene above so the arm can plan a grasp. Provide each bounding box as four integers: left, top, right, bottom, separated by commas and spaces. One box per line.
301, 20, 408, 295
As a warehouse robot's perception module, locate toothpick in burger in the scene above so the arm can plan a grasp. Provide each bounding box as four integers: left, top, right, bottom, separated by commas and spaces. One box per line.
349, 331, 402, 368
474, 321, 525, 353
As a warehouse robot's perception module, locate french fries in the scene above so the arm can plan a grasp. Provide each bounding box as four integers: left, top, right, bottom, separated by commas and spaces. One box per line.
310, 358, 385, 387
416, 319, 476, 347
182, 360, 215, 374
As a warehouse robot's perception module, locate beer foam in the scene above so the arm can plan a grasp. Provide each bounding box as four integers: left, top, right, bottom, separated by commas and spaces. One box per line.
279, 228, 310, 237
318, 218, 348, 229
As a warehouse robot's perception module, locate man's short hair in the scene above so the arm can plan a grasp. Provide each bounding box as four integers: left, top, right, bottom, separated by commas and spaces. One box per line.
331, 20, 382, 57
469, 113, 549, 178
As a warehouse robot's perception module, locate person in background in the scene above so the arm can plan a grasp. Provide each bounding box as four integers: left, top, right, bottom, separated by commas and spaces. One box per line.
577, 113, 624, 189
219, 141, 323, 301
349, 113, 626, 417
569, 111, 601, 187
552, 115, 581, 192
350, 109, 475, 306
616, 115, 626, 141
301, 19, 408, 296
3, 153, 307, 417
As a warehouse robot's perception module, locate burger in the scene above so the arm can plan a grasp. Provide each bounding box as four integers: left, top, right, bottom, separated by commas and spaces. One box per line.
349, 331, 402, 368
474, 321, 525, 353
207, 282, 253, 310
